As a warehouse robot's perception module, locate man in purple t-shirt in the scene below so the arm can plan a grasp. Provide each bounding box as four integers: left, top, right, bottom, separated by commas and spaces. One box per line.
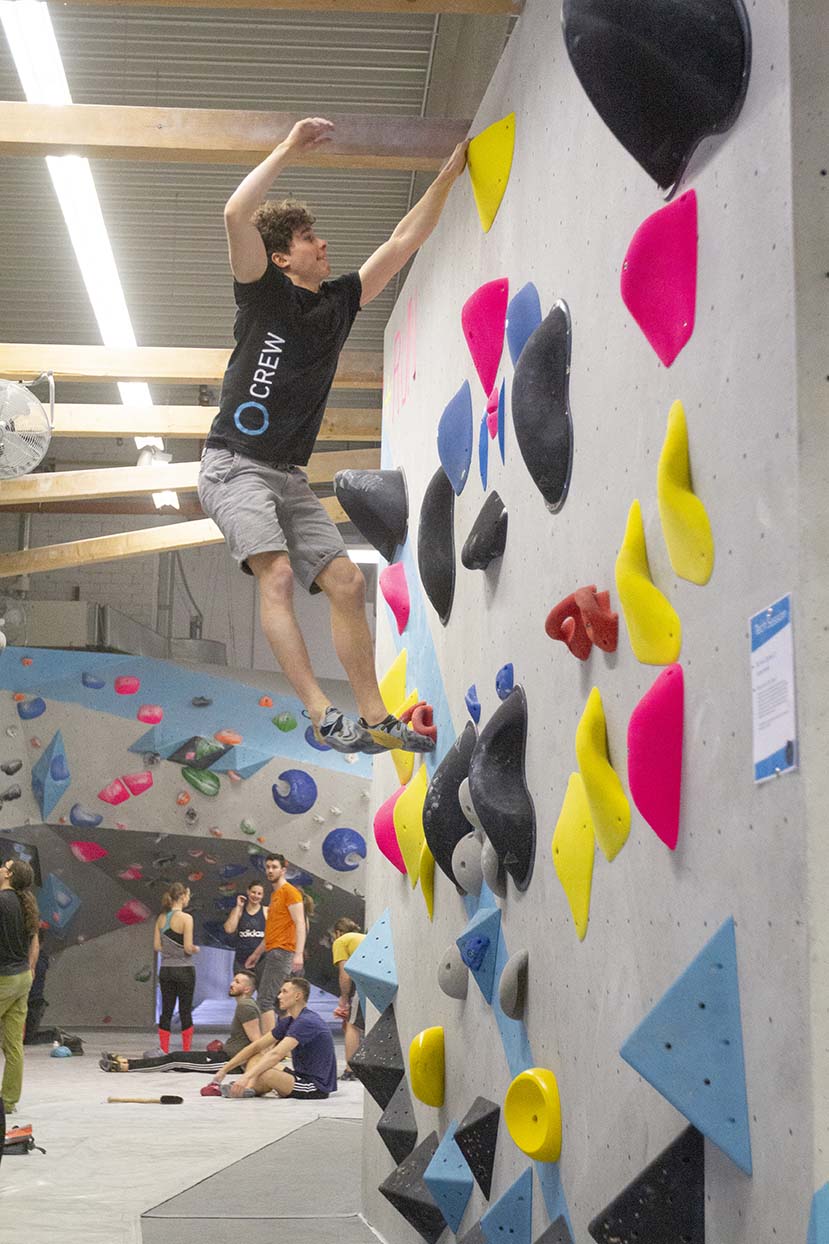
211, 977, 337, 1100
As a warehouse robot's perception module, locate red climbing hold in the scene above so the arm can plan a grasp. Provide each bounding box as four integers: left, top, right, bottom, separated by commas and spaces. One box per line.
545, 593, 592, 661
122, 771, 153, 797
573, 586, 618, 653
98, 778, 130, 805
114, 675, 141, 695
400, 701, 438, 743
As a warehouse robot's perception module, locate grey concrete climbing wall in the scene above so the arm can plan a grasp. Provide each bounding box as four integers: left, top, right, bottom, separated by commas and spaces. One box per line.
361, 0, 828, 1240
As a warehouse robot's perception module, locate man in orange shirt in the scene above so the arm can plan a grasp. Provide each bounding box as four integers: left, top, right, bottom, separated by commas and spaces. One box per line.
244, 854, 305, 1033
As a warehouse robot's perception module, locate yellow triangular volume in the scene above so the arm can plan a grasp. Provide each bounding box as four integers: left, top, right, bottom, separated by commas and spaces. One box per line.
575, 687, 631, 863
552, 772, 595, 940
393, 762, 429, 886
657, 400, 714, 585
379, 649, 407, 714
615, 499, 682, 664
467, 112, 516, 233
419, 840, 436, 921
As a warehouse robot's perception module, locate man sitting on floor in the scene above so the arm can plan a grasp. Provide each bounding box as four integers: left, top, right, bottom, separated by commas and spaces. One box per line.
100, 970, 261, 1073
210, 976, 336, 1100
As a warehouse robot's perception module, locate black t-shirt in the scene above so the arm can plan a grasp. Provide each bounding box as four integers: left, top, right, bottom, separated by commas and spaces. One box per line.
233, 905, 266, 967
0, 890, 31, 976
206, 263, 362, 466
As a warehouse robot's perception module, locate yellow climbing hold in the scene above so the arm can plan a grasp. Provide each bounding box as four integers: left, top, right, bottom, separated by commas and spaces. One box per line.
390, 688, 419, 787
504, 1067, 562, 1162
409, 1026, 445, 1108
380, 649, 408, 715
552, 772, 595, 940
657, 399, 714, 585
615, 499, 682, 664
575, 687, 631, 863
467, 113, 515, 234
419, 840, 436, 921
393, 762, 429, 886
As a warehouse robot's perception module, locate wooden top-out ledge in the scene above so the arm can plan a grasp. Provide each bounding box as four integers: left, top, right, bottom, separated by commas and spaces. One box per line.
50, 404, 381, 442
0, 102, 470, 171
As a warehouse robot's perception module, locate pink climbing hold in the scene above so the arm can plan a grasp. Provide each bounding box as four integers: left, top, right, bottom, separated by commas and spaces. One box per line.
379, 562, 410, 635
462, 278, 509, 396
118, 866, 144, 881
121, 771, 153, 797
137, 704, 163, 724
98, 777, 130, 805
373, 786, 407, 874
116, 899, 152, 926
620, 189, 697, 368
69, 840, 108, 863
627, 664, 684, 850
114, 675, 141, 695
486, 385, 499, 439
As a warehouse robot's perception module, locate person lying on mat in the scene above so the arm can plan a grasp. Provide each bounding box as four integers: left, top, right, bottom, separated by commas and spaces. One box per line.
100, 971, 261, 1073
209, 976, 336, 1100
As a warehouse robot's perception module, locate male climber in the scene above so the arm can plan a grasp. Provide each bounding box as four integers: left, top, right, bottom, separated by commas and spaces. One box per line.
198, 116, 467, 755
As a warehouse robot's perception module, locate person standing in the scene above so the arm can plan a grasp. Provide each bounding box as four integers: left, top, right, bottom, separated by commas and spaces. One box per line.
243, 855, 304, 1033
153, 883, 199, 1054
331, 917, 365, 1079
0, 859, 39, 1115
223, 881, 268, 979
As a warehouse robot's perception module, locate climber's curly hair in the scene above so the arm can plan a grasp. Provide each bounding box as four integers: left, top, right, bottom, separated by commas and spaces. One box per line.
251, 199, 316, 259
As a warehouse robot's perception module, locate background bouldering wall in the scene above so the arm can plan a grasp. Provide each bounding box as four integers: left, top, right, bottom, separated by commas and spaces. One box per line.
359, 1, 828, 1242
0, 649, 371, 1026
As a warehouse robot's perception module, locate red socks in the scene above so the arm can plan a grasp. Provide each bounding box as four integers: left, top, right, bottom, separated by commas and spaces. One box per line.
158, 1028, 171, 1054
181, 1026, 194, 1053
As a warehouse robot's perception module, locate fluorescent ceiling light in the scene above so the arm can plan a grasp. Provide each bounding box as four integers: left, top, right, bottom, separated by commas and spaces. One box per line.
349, 548, 382, 566
0, 1, 178, 500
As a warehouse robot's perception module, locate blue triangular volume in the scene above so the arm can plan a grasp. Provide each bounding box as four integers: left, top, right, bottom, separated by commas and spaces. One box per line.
479, 412, 489, 490
31, 730, 70, 818
211, 745, 272, 779
809, 1184, 829, 1244
438, 380, 474, 495
620, 917, 752, 1174
481, 1167, 533, 1244
497, 380, 506, 463
128, 725, 186, 759
423, 1122, 475, 1234
345, 907, 398, 1015
457, 906, 502, 1004
506, 283, 542, 366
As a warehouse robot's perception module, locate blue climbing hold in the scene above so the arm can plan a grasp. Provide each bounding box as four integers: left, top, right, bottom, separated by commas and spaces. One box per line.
70, 803, 103, 830
495, 663, 514, 700
478, 412, 489, 490
285, 865, 314, 888
81, 672, 106, 690
497, 379, 506, 463
460, 935, 490, 972
219, 863, 247, 880
423, 1122, 475, 1234
304, 724, 331, 752
273, 769, 318, 814
465, 686, 481, 725
50, 753, 70, 782
506, 282, 543, 366
51, 1045, 73, 1058
345, 908, 398, 1015
322, 827, 367, 872
17, 697, 46, 720
214, 894, 238, 912
438, 380, 474, 495
809, 1184, 829, 1244
481, 1168, 533, 1244
457, 906, 502, 1004
32, 730, 70, 819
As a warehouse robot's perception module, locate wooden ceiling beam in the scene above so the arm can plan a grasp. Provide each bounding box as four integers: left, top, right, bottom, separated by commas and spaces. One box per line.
0, 448, 378, 506
51, 403, 381, 441
0, 102, 470, 171
0, 343, 382, 388
56, 0, 521, 13
9, 496, 350, 522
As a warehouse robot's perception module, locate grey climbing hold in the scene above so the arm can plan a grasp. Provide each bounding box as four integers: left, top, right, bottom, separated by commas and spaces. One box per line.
438, 943, 469, 1000
481, 837, 507, 898
452, 832, 483, 897
536, 1217, 576, 1244
422, 721, 478, 885
499, 948, 529, 1020
458, 777, 484, 834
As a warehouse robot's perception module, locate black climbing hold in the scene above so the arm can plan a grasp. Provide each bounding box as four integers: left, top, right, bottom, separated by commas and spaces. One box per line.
468, 686, 536, 891
587, 1125, 705, 1244
168, 736, 228, 770
0, 785, 21, 803
454, 1096, 500, 1200
0, 760, 22, 776
350, 1004, 405, 1110
333, 467, 408, 563
379, 1131, 447, 1244
562, 0, 752, 193
512, 301, 573, 514
422, 721, 478, 886
377, 1073, 419, 1164
417, 466, 455, 625
461, 491, 508, 571
536, 1218, 575, 1244
191, 696, 212, 708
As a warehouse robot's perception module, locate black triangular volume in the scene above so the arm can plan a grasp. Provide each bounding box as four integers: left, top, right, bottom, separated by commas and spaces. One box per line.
379, 1132, 448, 1244
454, 1096, 500, 1200
417, 466, 455, 625
422, 721, 478, 885
467, 686, 536, 891
535, 1217, 575, 1244
350, 1004, 405, 1110
377, 1075, 418, 1165
587, 1126, 705, 1244
461, 491, 508, 571
458, 1224, 488, 1244
512, 301, 573, 514
333, 467, 408, 562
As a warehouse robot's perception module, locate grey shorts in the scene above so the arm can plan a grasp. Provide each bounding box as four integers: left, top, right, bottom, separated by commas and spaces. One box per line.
257, 947, 295, 1012
198, 446, 348, 593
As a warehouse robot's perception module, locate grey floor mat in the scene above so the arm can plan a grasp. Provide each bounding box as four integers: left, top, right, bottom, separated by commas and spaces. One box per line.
143, 1117, 363, 1220
143, 1216, 378, 1243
